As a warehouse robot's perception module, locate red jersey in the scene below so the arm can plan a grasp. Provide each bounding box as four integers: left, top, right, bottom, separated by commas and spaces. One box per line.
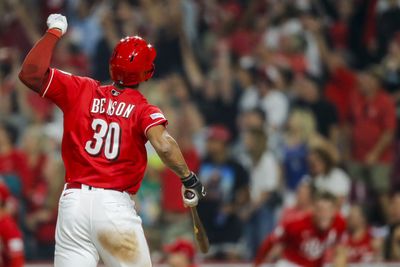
0, 214, 24, 267
324, 67, 356, 124
40, 68, 167, 193
342, 229, 374, 263
255, 213, 346, 267
279, 207, 311, 225
349, 89, 396, 163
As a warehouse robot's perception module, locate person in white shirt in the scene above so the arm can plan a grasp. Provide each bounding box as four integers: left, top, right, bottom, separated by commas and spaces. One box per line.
240, 127, 281, 259
307, 147, 351, 214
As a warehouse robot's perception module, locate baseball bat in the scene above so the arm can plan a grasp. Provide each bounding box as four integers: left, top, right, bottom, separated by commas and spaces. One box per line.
189, 206, 210, 253
184, 190, 210, 253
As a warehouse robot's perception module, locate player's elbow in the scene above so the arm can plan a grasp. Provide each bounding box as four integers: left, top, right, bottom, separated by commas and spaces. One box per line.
18, 66, 43, 92
18, 67, 34, 87
18, 68, 28, 84
148, 126, 179, 160
155, 135, 178, 159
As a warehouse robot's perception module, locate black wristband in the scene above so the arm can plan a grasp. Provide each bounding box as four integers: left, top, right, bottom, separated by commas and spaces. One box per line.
181, 172, 199, 188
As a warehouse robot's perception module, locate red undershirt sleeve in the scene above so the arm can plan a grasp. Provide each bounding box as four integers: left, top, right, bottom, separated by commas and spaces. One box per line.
19, 29, 98, 111
18, 29, 61, 93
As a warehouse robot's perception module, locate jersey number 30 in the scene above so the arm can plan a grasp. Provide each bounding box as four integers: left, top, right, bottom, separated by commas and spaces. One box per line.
85, 118, 121, 160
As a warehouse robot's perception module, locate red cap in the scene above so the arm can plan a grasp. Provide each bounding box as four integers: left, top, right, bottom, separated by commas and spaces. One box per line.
206, 125, 231, 142
0, 182, 10, 203
164, 239, 196, 261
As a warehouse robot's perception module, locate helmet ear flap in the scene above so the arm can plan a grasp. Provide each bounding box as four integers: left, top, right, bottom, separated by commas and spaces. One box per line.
147, 45, 156, 63
144, 64, 155, 81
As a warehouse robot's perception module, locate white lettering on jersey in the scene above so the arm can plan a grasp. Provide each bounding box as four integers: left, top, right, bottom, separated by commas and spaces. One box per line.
91, 98, 135, 118
150, 113, 165, 120
100, 98, 106, 113
274, 225, 284, 238
123, 104, 135, 118
115, 102, 126, 116
300, 231, 338, 261
107, 101, 117, 116
300, 238, 326, 260
91, 99, 100, 113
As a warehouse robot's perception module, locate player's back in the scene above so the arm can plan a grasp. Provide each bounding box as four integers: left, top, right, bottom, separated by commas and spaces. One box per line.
41, 69, 167, 194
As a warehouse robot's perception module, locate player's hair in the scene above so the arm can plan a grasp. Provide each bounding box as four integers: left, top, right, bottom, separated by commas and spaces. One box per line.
312, 191, 337, 204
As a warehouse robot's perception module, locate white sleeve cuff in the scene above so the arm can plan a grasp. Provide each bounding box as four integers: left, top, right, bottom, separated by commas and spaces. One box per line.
41, 68, 55, 97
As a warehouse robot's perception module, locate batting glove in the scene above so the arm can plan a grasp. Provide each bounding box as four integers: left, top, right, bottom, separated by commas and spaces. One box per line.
182, 187, 199, 207
47, 14, 68, 36
181, 172, 206, 207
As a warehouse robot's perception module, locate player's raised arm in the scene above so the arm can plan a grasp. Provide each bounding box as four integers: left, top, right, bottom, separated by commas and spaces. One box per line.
18, 14, 67, 92
147, 125, 206, 207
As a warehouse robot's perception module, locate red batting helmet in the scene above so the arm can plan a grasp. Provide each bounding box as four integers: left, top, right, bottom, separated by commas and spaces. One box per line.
109, 36, 156, 86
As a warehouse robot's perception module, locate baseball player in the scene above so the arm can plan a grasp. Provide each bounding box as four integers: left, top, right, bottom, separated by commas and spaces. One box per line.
254, 192, 346, 267
19, 14, 206, 267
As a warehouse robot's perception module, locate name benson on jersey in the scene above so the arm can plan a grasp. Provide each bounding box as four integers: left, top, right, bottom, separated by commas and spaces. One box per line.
90, 98, 135, 118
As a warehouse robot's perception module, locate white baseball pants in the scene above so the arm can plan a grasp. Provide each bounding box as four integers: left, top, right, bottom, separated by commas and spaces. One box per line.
54, 184, 152, 267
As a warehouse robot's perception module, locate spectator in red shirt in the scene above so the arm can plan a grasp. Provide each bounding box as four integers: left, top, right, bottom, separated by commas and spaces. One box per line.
165, 239, 197, 267
340, 204, 376, 263
0, 123, 33, 199
305, 17, 358, 142
254, 192, 347, 267
0, 182, 24, 267
329, 0, 353, 51
324, 55, 357, 125
347, 68, 397, 223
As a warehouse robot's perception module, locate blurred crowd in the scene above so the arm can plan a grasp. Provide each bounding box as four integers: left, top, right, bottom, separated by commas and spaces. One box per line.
3, 0, 400, 265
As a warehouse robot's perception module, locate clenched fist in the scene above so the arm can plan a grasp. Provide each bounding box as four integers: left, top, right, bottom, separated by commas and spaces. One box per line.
47, 14, 68, 36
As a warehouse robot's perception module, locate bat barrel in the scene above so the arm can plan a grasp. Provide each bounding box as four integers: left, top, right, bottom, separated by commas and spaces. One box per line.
190, 207, 210, 253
